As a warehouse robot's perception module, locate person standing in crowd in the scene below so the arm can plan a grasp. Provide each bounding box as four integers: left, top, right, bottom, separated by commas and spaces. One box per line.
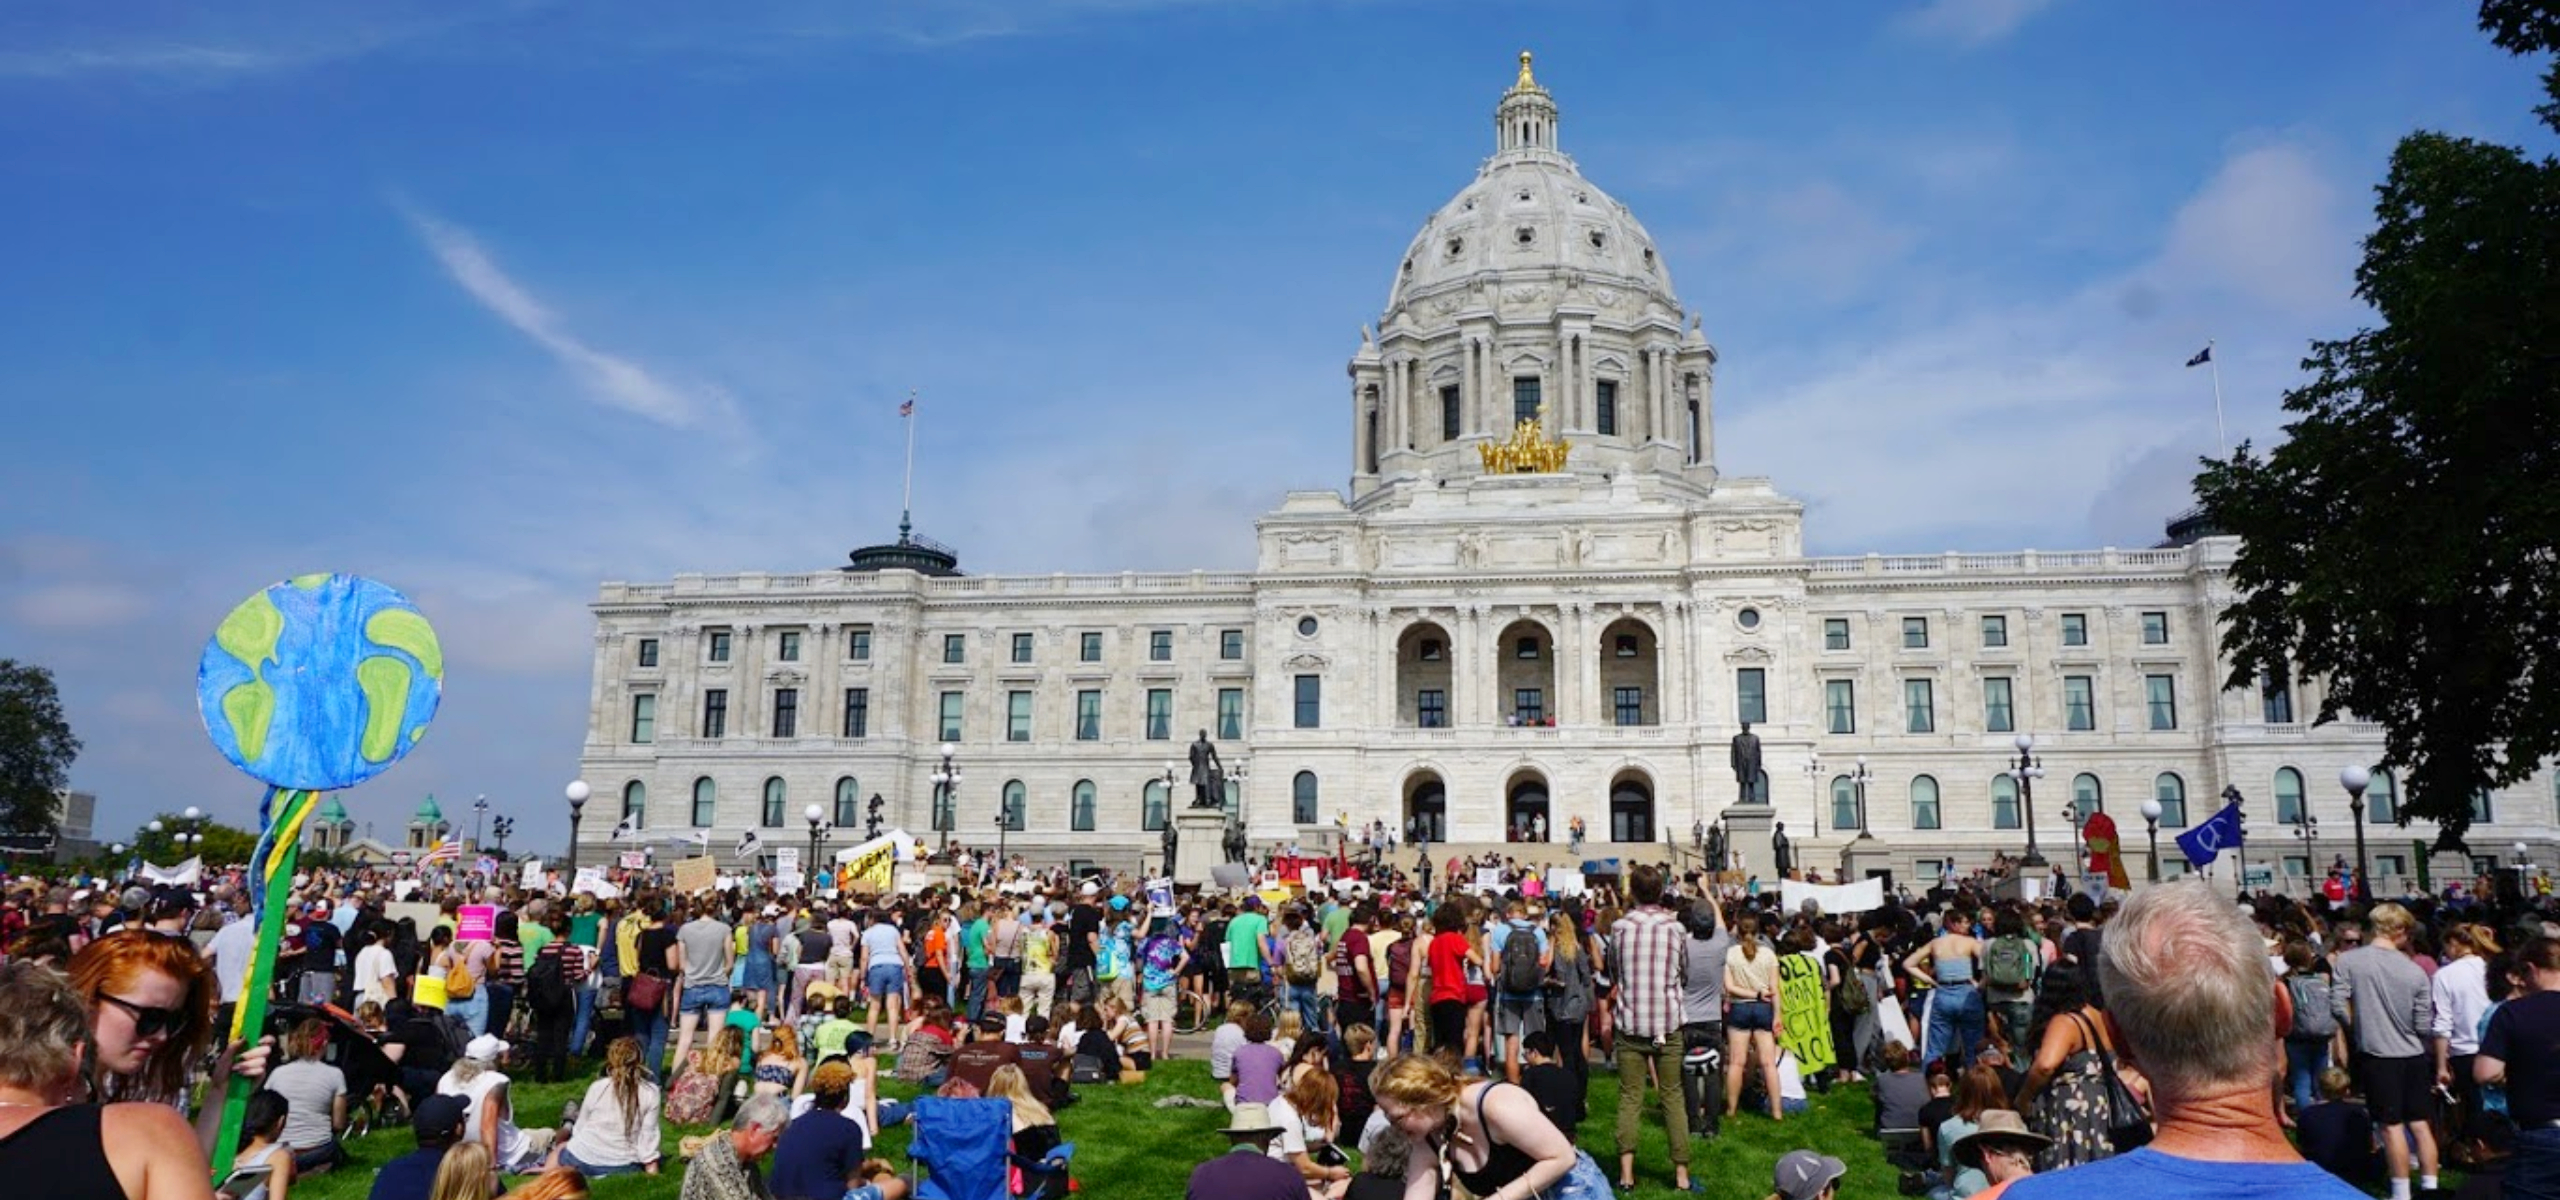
632, 902, 681, 1078
1416, 902, 1478, 1064
2431, 924, 2498, 1124
1139, 906, 1189, 1064
1725, 913, 1784, 1124
1607, 864, 1694, 1193
1486, 897, 1549, 1084
1677, 897, 1731, 1139
857, 907, 911, 1048
1904, 906, 1986, 1072
670, 899, 736, 1084
1228, 896, 1273, 1003
678, 1096, 788, 1200
2333, 903, 2440, 1200
2477, 936, 2560, 1200
2008, 967, 2116, 1170
0, 960, 212, 1200
1544, 908, 1595, 1094
1063, 883, 1105, 1008
1999, 881, 2361, 1200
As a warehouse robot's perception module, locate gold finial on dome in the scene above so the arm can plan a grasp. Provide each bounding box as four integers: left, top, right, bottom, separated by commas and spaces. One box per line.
1515, 50, 1539, 91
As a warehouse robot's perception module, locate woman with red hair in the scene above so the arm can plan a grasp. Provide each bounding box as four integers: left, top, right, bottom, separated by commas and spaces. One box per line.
69, 928, 266, 1157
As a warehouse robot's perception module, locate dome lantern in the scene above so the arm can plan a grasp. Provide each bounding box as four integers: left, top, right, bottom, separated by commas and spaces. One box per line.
1495, 50, 1558, 157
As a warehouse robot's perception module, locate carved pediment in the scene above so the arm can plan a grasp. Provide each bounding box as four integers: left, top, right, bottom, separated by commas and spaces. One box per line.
1283, 653, 1330, 672
1724, 646, 1774, 664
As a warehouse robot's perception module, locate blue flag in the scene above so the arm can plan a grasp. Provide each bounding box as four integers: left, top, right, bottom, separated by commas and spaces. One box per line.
2185, 346, 2213, 367
2175, 801, 2246, 868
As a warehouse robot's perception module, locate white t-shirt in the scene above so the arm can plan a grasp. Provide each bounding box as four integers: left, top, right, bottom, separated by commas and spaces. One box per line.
1267, 1095, 1312, 1159
438, 1068, 533, 1169
354, 944, 401, 1006
827, 918, 859, 955
1777, 1052, 1806, 1104
208, 916, 257, 1003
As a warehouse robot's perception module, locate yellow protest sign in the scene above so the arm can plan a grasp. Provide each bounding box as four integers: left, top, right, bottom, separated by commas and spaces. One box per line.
842, 840, 895, 894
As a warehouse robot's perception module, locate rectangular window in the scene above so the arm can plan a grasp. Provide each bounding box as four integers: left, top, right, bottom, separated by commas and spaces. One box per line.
1146, 688, 1173, 739
2146, 674, 2177, 730
1512, 376, 1542, 425
1914, 791, 1942, 831
771, 688, 798, 738
1824, 680, 1856, 734
2262, 671, 2295, 724
1440, 385, 1461, 440
941, 634, 965, 664
1980, 615, 2007, 648
2142, 611, 2170, 644
1904, 679, 1935, 733
2369, 772, 2397, 823
708, 630, 733, 662
1418, 689, 1448, 728
1984, 677, 2015, 733
1218, 688, 1245, 739
1595, 380, 1618, 436
2377, 854, 2406, 881
1011, 632, 1034, 664
937, 691, 964, 741
1080, 631, 1102, 662
1994, 782, 2021, 829
629, 694, 656, 744
1823, 618, 1850, 651
1614, 686, 1644, 727
1220, 629, 1244, 660
637, 638, 659, 668
848, 628, 872, 661
1514, 688, 1546, 724
777, 631, 802, 662
2061, 612, 2088, 646
2473, 790, 2496, 824
842, 688, 869, 738
1902, 617, 1929, 649
701, 689, 728, 739
1149, 630, 1172, 662
2064, 675, 2096, 731
1294, 675, 1322, 729
1515, 636, 1540, 660
1075, 690, 1103, 741
1007, 691, 1032, 743
1735, 668, 1767, 725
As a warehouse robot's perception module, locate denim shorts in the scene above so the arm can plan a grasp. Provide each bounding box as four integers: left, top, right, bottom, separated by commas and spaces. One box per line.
1728, 1000, 1775, 1031
865, 963, 906, 996
680, 984, 733, 1016
559, 1147, 652, 1177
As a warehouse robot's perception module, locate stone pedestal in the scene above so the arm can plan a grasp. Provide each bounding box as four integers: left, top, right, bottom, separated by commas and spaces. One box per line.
1173, 809, 1232, 887
1838, 834, 1894, 890
1720, 805, 1776, 879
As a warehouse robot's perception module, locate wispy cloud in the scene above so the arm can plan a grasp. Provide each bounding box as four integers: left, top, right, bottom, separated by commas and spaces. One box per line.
0, 6, 490, 83
400, 205, 735, 430
1894, 0, 2059, 48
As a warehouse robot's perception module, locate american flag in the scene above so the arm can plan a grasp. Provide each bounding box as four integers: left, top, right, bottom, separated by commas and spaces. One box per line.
899, 393, 915, 417
420, 838, 461, 865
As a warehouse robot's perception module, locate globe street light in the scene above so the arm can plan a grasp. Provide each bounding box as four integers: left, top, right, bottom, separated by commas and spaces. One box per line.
564, 780, 592, 873
930, 743, 962, 854
472, 794, 491, 854
2340, 765, 2374, 905
1848, 755, 1874, 839
2292, 794, 2321, 898
804, 803, 828, 885
2139, 797, 2164, 883
2011, 734, 2048, 870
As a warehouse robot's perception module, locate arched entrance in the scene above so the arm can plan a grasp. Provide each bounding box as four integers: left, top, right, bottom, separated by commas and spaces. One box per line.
1506, 770, 1552, 842
1609, 771, 1656, 843
1405, 772, 1447, 844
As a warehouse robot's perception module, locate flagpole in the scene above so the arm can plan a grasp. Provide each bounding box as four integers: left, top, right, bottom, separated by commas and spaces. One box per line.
900, 389, 918, 541
2207, 339, 2228, 457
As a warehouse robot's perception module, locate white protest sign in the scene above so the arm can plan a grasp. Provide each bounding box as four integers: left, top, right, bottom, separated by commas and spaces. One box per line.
521, 858, 546, 891
1546, 868, 1585, 897
1473, 868, 1502, 894
1779, 876, 1887, 915
776, 846, 801, 877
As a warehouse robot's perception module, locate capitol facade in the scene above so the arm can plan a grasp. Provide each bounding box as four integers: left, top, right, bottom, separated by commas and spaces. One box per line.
575, 57, 2552, 890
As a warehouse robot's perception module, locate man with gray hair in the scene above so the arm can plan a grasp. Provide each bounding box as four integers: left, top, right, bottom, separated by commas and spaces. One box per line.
1999, 881, 2359, 1200
682, 1095, 790, 1200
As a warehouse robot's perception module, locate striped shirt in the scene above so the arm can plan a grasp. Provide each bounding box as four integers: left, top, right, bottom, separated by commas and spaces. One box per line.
1608, 906, 1688, 1039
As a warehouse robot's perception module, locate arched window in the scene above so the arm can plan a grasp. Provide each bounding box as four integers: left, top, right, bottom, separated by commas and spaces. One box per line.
762, 777, 787, 828
1143, 780, 1170, 832
622, 780, 646, 824
2369, 768, 2397, 823
1002, 780, 1026, 832
1830, 776, 1858, 832
2154, 773, 2188, 826
1991, 774, 2021, 829
1293, 771, 1319, 825
1911, 776, 1941, 831
2072, 773, 2102, 815
691, 777, 716, 827
1072, 780, 1097, 832
2274, 767, 2305, 825
834, 777, 860, 829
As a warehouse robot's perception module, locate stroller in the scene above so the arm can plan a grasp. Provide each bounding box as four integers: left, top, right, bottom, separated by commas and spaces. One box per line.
264, 1002, 407, 1139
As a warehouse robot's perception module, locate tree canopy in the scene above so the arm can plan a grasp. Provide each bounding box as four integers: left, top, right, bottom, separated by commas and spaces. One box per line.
2197, 1, 2560, 845
0, 660, 81, 836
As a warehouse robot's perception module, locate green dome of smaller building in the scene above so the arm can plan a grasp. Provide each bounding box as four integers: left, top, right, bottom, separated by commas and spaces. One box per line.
317, 797, 351, 825
413, 794, 444, 823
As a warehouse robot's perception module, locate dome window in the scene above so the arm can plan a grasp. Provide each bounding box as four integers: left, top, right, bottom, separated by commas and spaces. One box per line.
1515, 226, 1535, 246
1643, 247, 1656, 272
1403, 258, 1414, 276
1575, 191, 1589, 205
1446, 236, 1464, 258
1515, 188, 1532, 202
1588, 230, 1606, 250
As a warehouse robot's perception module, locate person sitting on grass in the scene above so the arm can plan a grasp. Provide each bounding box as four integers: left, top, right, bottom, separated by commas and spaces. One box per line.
890, 999, 955, 1089
1948, 1111, 2048, 1196
1234, 1012, 1286, 1108
1104, 996, 1154, 1080
505, 1166, 589, 1200
1517, 1031, 1585, 1136
678, 1095, 788, 1200
438, 1034, 557, 1176
752, 1024, 809, 1106
370, 1095, 470, 1200
226, 1089, 300, 1200
769, 1061, 912, 1200
812, 995, 859, 1063
1269, 1066, 1353, 1200
1371, 1052, 1613, 1200
1211, 1000, 1257, 1108
1764, 1150, 1848, 1200
430, 1140, 495, 1200
2294, 1067, 2377, 1187
556, 1037, 662, 1178
1187, 1104, 1310, 1200
988, 1066, 1068, 1200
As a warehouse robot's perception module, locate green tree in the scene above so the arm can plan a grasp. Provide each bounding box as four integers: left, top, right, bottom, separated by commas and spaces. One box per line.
0, 660, 82, 836
2197, 1, 2560, 847
132, 812, 258, 866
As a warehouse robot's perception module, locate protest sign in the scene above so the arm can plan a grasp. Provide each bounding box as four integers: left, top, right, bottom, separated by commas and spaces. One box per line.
520, 858, 546, 891
672, 856, 716, 895
619, 851, 648, 871
456, 904, 497, 941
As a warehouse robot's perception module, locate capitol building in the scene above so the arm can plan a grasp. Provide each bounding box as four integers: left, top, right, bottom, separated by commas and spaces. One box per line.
576, 56, 2548, 890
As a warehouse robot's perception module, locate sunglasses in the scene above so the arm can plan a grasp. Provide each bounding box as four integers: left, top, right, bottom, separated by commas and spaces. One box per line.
98, 994, 192, 1039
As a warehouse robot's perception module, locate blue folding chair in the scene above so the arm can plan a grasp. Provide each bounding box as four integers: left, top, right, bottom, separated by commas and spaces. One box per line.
908, 1096, 1012, 1200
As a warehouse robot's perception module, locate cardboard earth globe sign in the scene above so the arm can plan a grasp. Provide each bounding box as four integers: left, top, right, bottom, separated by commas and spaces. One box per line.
197, 573, 443, 790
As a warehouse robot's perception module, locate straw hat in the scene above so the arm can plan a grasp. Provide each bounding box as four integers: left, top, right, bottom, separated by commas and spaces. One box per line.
1951, 1110, 2052, 1168
1221, 1103, 1284, 1139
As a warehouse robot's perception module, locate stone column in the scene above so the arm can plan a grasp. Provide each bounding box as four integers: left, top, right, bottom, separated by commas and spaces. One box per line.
1570, 604, 1601, 728
1660, 601, 1687, 726
814, 623, 839, 740
736, 624, 763, 736
586, 628, 614, 747
1453, 607, 1480, 728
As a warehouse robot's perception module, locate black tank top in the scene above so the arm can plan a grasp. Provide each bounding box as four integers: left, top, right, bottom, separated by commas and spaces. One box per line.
0, 1106, 126, 1200
1447, 1082, 1538, 1198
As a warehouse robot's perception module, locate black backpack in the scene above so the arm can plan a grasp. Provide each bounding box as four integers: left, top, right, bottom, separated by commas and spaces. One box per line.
527, 945, 573, 1015
1498, 922, 1544, 995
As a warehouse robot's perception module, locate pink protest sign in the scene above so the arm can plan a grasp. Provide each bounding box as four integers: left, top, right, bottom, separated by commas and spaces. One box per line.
456, 903, 497, 941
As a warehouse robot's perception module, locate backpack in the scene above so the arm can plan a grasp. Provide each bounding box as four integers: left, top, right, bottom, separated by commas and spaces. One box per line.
1498, 922, 1544, 995
1835, 951, 1874, 1016
665, 1064, 723, 1125
2285, 971, 2338, 1040
528, 945, 573, 1015
1985, 936, 2035, 992
440, 946, 480, 1000
431, 1010, 473, 1064
1069, 1054, 1112, 1085
1284, 926, 1325, 984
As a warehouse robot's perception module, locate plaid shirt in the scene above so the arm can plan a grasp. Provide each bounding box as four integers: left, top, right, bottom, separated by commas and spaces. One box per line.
1608, 906, 1688, 1040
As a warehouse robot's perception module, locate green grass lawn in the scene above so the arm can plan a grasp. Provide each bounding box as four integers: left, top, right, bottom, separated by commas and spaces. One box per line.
283, 1060, 1900, 1200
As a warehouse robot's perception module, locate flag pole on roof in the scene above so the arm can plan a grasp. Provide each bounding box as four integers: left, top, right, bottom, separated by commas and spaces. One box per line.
898, 389, 919, 544
2186, 341, 2226, 456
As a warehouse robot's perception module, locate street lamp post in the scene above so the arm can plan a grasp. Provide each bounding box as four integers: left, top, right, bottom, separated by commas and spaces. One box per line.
994, 805, 1009, 878
1849, 755, 1874, 837
803, 804, 828, 884
931, 744, 962, 855
1802, 753, 1824, 839
2340, 766, 2374, 906
472, 794, 490, 853
2062, 802, 2085, 889
2011, 734, 2048, 869
2140, 798, 2163, 883
564, 780, 591, 873
2292, 801, 2321, 898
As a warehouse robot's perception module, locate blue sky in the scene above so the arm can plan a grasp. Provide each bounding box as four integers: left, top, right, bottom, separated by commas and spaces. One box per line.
1, 0, 2547, 854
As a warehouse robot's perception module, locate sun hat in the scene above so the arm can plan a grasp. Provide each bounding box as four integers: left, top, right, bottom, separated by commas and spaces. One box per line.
1773, 1150, 1848, 1200
464, 1033, 509, 1063
1951, 1110, 2052, 1168
1221, 1103, 1284, 1139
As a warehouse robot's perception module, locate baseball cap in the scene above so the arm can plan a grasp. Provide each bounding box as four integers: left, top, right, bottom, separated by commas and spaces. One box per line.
1108, 895, 1129, 911
413, 1094, 469, 1144
464, 1034, 509, 1063
1773, 1151, 1847, 1200
1079, 881, 1100, 897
